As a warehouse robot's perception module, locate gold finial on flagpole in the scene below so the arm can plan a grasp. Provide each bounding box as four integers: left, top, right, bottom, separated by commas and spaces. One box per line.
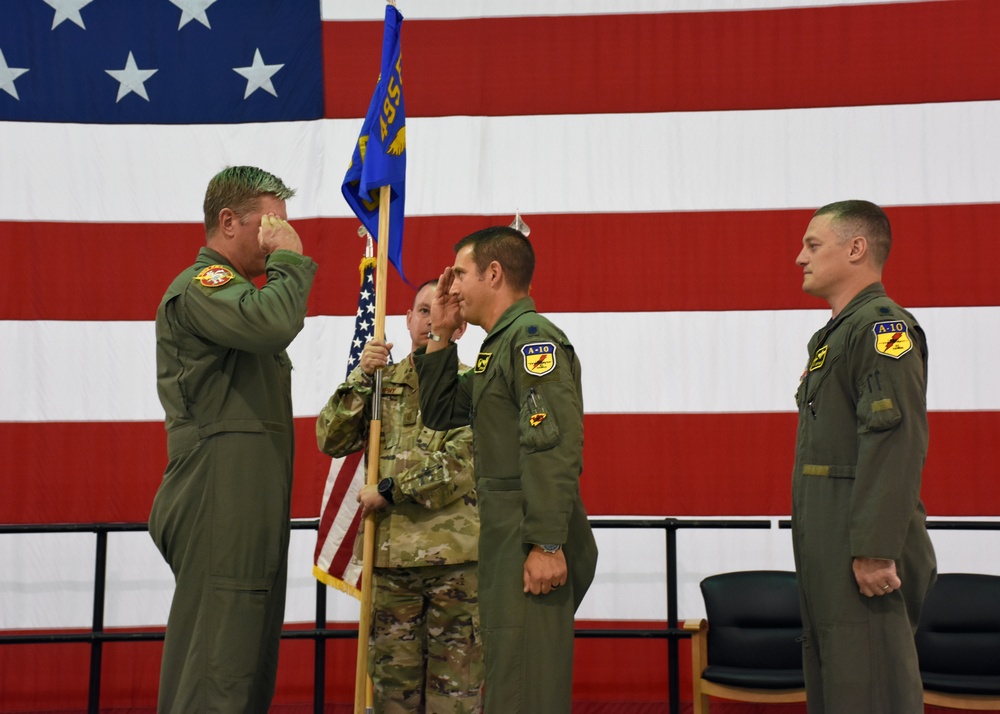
509, 211, 530, 237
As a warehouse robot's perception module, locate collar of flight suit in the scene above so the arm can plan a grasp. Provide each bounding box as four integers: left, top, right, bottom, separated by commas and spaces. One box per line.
485, 296, 537, 343
814, 281, 887, 347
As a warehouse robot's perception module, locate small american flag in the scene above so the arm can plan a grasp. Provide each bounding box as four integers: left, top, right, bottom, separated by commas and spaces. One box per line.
312, 255, 379, 598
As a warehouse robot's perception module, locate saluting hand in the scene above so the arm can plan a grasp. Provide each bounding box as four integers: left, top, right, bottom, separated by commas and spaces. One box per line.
428, 267, 462, 350
258, 213, 303, 256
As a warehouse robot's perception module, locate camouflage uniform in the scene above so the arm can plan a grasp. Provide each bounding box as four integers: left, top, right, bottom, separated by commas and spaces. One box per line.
317, 356, 483, 713
793, 283, 937, 714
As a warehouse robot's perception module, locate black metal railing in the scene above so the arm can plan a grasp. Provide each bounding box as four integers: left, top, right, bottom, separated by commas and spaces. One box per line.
2, 517, 996, 714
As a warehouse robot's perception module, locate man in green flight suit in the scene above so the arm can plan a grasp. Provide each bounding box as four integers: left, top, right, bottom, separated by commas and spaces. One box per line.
316, 280, 483, 713
413, 225, 599, 714
148, 166, 317, 713
792, 200, 937, 713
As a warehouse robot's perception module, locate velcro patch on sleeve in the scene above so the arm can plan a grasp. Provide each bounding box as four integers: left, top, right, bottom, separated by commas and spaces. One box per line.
872, 320, 912, 359
194, 265, 234, 288
521, 342, 556, 376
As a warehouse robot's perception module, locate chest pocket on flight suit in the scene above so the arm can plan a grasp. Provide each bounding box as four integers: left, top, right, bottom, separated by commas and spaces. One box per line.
519, 386, 561, 452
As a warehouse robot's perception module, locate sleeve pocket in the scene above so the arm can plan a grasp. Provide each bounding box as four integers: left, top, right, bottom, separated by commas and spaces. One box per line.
857, 368, 903, 432
519, 386, 561, 452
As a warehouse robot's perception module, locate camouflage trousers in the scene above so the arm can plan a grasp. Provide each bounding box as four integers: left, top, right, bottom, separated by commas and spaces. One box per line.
370, 562, 483, 714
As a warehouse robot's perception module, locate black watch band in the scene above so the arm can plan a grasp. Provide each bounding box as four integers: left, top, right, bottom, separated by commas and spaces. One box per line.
377, 477, 395, 504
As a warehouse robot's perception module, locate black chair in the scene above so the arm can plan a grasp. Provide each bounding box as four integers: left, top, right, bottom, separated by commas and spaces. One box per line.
916, 572, 1000, 710
684, 570, 805, 713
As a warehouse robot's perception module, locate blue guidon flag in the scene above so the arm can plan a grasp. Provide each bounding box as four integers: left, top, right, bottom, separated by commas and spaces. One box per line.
0, 0, 323, 124
341, 4, 407, 281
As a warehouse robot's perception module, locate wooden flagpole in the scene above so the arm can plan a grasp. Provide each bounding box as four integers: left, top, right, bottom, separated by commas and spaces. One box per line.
354, 184, 392, 714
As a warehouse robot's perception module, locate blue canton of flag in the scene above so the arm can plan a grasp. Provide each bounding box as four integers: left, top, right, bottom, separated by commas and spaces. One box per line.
341, 4, 407, 281
0, 0, 322, 123
346, 256, 379, 378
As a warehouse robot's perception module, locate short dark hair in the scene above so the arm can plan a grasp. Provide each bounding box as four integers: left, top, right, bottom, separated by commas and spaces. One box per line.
455, 226, 535, 292
203, 165, 295, 236
814, 199, 892, 267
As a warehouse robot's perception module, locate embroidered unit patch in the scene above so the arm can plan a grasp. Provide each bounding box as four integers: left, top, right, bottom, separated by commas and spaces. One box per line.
475, 353, 492, 374
521, 342, 556, 376
809, 345, 828, 372
194, 265, 234, 287
872, 320, 913, 359
529, 413, 548, 427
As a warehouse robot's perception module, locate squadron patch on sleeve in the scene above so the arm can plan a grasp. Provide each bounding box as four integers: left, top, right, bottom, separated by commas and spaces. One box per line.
521, 342, 556, 376
194, 265, 234, 288
872, 320, 913, 359
529, 412, 548, 427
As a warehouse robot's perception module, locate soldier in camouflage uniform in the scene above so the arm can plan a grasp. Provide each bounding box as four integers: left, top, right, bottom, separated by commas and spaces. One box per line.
317, 281, 483, 714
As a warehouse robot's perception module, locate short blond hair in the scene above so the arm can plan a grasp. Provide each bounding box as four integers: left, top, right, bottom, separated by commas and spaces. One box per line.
203, 166, 295, 236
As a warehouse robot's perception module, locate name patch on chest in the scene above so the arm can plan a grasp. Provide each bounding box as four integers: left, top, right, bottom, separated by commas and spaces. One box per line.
475, 352, 492, 374
521, 342, 557, 376
872, 320, 913, 359
809, 345, 828, 372
194, 265, 234, 287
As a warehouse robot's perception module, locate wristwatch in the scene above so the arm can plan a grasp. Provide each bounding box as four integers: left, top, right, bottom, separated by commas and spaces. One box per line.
377, 477, 395, 505
427, 331, 449, 343
538, 544, 562, 555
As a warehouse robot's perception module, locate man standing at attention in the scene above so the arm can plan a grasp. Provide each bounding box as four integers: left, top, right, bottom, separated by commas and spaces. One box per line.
414, 225, 599, 713
792, 200, 937, 713
149, 166, 317, 712
316, 280, 483, 713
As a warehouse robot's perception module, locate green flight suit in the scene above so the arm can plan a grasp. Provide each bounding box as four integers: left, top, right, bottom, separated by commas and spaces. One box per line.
415, 296, 599, 714
792, 283, 937, 714
148, 246, 316, 713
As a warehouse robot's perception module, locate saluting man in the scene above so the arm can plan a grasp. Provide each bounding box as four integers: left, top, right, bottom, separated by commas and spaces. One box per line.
792, 200, 937, 713
149, 166, 316, 713
414, 225, 598, 714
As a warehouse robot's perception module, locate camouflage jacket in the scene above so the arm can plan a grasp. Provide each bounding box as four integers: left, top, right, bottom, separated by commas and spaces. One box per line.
316, 355, 478, 568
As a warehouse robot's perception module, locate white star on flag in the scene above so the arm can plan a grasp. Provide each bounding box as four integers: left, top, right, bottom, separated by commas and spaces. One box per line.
43, 0, 95, 30
233, 49, 284, 99
105, 52, 158, 102
168, 0, 218, 30
0, 48, 29, 100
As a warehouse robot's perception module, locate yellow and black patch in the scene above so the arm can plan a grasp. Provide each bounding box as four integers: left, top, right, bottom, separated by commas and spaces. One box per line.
529, 412, 547, 427
809, 345, 828, 372
521, 342, 556, 376
873, 320, 912, 359
194, 265, 234, 288
475, 352, 492, 374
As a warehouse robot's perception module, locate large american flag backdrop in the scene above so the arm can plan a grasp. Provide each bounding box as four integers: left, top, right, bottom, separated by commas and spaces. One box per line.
2, 0, 998, 709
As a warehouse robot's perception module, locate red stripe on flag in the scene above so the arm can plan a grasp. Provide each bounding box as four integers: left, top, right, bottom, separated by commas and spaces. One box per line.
323, 1, 1000, 118
4, 203, 996, 320
2, 411, 997, 524
314, 451, 363, 553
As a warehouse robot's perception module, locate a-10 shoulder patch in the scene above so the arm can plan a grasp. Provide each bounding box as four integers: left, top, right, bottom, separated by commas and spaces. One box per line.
872, 320, 912, 359
194, 265, 234, 288
521, 342, 556, 376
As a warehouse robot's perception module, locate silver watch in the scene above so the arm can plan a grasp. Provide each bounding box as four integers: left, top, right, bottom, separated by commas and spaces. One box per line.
538, 544, 562, 554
